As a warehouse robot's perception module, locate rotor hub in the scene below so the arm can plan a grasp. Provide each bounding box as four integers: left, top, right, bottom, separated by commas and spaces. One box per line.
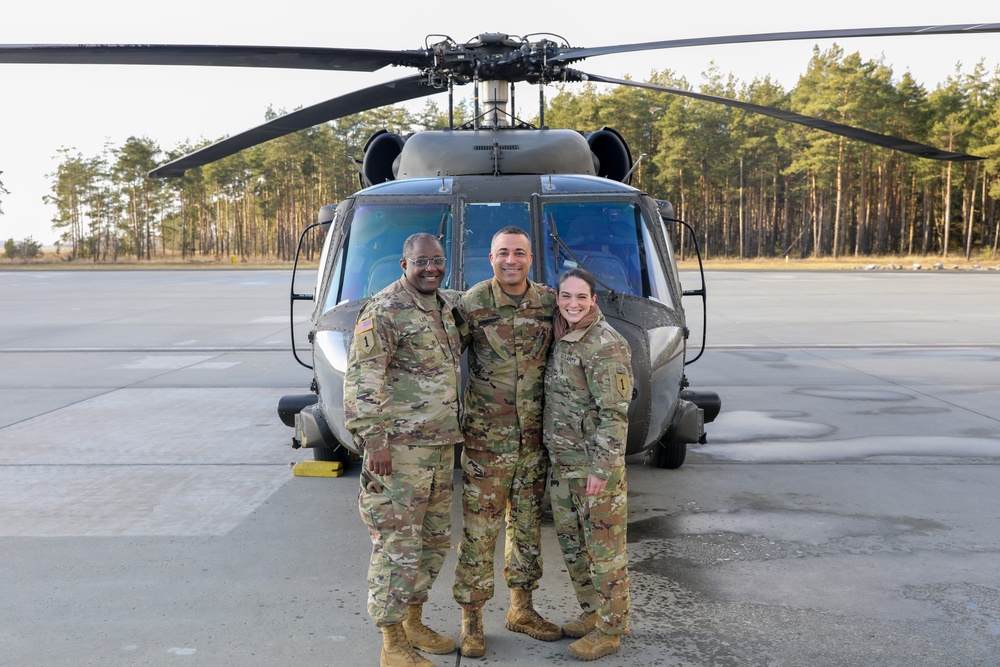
424, 34, 569, 85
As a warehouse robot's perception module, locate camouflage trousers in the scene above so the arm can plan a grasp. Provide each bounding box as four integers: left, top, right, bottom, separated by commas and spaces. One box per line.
452, 444, 549, 605
549, 466, 630, 635
358, 443, 454, 627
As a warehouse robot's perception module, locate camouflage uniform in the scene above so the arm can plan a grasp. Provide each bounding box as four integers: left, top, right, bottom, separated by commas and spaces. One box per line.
453, 277, 556, 605
345, 277, 465, 627
544, 308, 632, 635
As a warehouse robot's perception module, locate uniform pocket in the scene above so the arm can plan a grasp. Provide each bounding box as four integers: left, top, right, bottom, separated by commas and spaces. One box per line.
359, 479, 396, 536
396, 321, 450, 373
483, 325, 511, 360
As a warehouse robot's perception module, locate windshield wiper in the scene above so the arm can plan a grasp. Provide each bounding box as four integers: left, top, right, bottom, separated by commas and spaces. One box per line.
547, 212, 618, 297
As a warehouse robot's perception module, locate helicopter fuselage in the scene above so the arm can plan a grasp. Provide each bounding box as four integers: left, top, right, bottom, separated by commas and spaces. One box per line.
281, 144, 716, 467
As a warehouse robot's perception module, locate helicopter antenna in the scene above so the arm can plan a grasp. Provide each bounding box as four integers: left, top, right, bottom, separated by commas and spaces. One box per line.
348, 156, 372, 189
621, 153, 648, 183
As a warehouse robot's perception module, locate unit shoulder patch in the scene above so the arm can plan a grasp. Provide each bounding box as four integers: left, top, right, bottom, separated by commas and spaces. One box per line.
615, 372, 631, 400
354, 318, 383, 360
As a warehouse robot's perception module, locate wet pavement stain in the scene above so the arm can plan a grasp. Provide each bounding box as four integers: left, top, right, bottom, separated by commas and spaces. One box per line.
796, 387, 915, 402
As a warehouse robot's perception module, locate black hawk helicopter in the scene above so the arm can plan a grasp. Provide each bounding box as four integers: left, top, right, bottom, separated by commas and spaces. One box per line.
2, 24, 995, 469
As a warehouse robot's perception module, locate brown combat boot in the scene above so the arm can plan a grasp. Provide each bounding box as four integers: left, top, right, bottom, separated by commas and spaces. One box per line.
562, 610, 599, 638
380, 622, 436, 667
402, 604, 456, 654
459, 603, 486, 658
504, 589, 563, 641
567, 628, 620, 661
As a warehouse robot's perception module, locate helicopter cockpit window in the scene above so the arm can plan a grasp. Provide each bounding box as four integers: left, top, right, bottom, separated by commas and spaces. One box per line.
643, 219, 675, 308
541, 201, 653, 299
461, 202, 532, 289
322, 203, 453, 312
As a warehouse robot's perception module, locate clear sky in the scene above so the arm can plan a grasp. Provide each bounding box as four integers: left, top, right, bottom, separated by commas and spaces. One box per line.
1, 0, 997, 245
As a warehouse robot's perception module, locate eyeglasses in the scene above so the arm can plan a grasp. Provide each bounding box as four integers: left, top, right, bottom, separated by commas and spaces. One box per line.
406, 256, 446, 268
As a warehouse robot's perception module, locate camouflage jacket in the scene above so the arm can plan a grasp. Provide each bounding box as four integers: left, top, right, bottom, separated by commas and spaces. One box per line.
543, 310, 633, 479
344, 278, 465, 452
461, 277, 556, 453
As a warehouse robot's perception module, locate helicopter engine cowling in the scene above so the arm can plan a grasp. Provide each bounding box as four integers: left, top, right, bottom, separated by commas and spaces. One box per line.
396, 129, 597, 177
587, 127, 633, 183
361, 130, 406, 187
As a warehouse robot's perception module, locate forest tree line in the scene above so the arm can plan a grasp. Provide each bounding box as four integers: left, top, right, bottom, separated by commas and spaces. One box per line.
36, 46, 1000, 262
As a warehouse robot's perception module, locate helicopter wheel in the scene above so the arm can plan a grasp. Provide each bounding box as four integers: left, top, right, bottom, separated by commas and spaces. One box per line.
312, 444, 351, 464
650, 439, 686, 469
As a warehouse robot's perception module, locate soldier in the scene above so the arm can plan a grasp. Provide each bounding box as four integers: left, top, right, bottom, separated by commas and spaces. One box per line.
452, 226, 562, 657
544, 268, 632, 661
344, 233, 465, 667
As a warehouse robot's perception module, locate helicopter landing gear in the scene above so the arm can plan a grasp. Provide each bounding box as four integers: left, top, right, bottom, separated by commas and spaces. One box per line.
649, 439, 686, 469
312, 444, 352, 464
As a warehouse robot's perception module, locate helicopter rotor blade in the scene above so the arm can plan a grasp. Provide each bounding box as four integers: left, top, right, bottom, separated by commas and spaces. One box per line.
149, 74, 438, 177
0, 43, 430, 72
574, 70, 982, 162
550, 23, 1000, 63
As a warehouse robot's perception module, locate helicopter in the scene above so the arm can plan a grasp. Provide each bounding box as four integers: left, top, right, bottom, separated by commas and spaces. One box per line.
2, 24, 995, 469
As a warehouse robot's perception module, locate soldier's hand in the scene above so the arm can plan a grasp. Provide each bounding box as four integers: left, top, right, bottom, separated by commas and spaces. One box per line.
586, 473, 607, 496
368, 448, 393, 476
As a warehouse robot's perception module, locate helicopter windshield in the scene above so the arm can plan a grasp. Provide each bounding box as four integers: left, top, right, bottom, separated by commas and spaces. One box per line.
322, 202, 454, 310
460, 202, 532, 289
541, 200, 673, 306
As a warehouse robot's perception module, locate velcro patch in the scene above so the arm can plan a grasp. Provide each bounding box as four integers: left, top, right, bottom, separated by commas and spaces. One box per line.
615, 372, 631, 400
355, 328, 381, 359
354, 317, 383, 360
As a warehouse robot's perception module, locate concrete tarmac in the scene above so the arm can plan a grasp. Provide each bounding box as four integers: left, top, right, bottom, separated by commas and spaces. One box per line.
1, 268, 999, 666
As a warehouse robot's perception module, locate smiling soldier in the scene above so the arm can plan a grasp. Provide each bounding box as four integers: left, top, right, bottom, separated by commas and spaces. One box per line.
452, 226, 561, 657
345, 233, 465, 667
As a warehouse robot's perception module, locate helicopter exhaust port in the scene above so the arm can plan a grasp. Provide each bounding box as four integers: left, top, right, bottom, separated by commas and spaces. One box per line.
586, 128, 632, 183
360, 130, 406, 187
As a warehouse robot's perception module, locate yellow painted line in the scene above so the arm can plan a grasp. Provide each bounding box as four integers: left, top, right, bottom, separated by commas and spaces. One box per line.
293, 460, 346, 478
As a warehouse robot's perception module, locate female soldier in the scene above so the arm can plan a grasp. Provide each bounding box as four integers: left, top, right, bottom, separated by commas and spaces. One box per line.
543, 267, 633, 661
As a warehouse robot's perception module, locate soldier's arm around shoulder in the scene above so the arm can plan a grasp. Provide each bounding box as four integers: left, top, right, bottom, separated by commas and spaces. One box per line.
441, 288, 471, 349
